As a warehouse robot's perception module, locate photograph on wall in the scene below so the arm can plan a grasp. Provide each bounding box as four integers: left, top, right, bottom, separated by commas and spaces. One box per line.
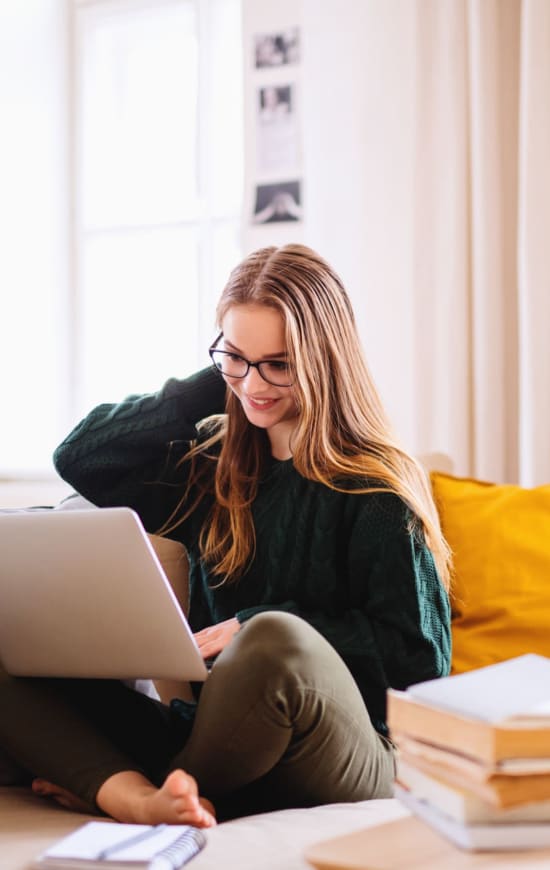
259, 84, 292, 120
254, 28, 300, 68
256, 84, 300, 173
252, 180, 302, 224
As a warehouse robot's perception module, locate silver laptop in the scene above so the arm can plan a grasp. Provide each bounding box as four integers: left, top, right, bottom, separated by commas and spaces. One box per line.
0, 507, 208, 682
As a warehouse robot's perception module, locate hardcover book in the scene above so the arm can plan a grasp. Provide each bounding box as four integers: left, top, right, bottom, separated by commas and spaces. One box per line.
388, 688, 550, 765
395, 783, 550, 851
396, 758, 550, 824
402, 654, 550, 723
397, 735, 550, 808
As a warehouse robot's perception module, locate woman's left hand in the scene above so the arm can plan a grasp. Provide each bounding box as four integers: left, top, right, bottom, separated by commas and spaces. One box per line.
194, 617, 241, 659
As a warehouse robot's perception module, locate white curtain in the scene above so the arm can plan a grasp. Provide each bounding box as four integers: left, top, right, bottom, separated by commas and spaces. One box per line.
302, 0, 550, 485
518, 0, 550, 486
412, 0, 550, 486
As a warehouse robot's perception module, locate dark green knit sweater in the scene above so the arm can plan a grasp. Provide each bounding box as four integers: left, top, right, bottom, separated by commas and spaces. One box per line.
54, 367, 451, 734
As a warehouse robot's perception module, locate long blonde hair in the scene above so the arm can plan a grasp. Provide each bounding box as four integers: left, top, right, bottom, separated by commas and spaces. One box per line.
163, 244, 451, 589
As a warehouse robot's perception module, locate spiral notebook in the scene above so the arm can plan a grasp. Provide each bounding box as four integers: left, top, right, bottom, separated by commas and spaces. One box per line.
34, 821, 206, 869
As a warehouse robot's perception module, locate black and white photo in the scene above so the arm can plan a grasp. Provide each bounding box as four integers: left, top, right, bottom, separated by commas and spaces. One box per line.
254, 28, 300, 68
252, 180, 302, 224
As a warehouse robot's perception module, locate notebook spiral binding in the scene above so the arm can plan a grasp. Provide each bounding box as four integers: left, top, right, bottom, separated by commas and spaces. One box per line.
151, 828, 206, 867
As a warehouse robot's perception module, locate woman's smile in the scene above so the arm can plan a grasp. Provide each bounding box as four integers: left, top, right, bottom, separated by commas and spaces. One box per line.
244, 394, 280, 411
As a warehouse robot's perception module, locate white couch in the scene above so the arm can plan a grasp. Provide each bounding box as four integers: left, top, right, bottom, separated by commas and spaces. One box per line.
0, 786, 408, 869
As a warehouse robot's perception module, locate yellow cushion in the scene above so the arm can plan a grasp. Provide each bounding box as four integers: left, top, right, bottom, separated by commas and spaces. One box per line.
430, 472, 550, 674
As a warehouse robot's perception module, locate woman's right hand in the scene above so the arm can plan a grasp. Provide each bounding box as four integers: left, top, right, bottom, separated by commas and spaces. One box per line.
194, 617, 241, 659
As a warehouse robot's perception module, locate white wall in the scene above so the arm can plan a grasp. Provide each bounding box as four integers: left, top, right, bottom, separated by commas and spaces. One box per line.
302, 0, 418, 448
0, 0, 70, 476
242, 0, 421, 449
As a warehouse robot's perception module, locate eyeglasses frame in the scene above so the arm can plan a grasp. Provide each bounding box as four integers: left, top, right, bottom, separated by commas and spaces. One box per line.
208, 335, 294, 387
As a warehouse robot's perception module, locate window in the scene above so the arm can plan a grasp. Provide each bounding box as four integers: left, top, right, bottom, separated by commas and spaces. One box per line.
1, 0, 243, 478
74, 0, 244, 413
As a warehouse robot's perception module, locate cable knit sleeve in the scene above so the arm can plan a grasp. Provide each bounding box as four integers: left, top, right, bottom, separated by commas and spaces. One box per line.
53, 367, 226, 532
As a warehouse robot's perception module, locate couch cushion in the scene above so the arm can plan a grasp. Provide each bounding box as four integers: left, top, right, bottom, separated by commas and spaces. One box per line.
147, 534, 194, 703
431, 471, 550, 674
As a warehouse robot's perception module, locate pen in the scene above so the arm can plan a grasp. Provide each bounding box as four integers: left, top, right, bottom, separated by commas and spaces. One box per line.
97, 825, 168, 860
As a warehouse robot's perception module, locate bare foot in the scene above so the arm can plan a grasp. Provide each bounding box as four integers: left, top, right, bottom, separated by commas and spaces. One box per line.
96, 769, 217, 828
32, 779, 95, 814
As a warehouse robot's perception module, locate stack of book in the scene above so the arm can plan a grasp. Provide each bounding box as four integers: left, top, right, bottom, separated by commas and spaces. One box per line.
387, 653, 550, 850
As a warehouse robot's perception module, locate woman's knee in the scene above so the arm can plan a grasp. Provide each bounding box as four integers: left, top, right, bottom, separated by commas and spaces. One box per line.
218, 611, 340, 695
235, 612, 325, 664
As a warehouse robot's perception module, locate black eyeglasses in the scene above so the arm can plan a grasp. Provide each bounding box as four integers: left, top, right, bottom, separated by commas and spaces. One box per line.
209, 343, 294, 387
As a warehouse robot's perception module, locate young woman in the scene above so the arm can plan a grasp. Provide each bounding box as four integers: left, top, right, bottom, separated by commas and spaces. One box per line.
0, 244, 451, 826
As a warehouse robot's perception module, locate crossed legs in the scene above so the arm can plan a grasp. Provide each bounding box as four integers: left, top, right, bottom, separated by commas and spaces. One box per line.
177, 612, 395, 815
0, 613, 395, 823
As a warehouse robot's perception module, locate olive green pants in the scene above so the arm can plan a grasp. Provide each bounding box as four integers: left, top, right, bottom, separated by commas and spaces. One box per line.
0, 612, 395, 818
